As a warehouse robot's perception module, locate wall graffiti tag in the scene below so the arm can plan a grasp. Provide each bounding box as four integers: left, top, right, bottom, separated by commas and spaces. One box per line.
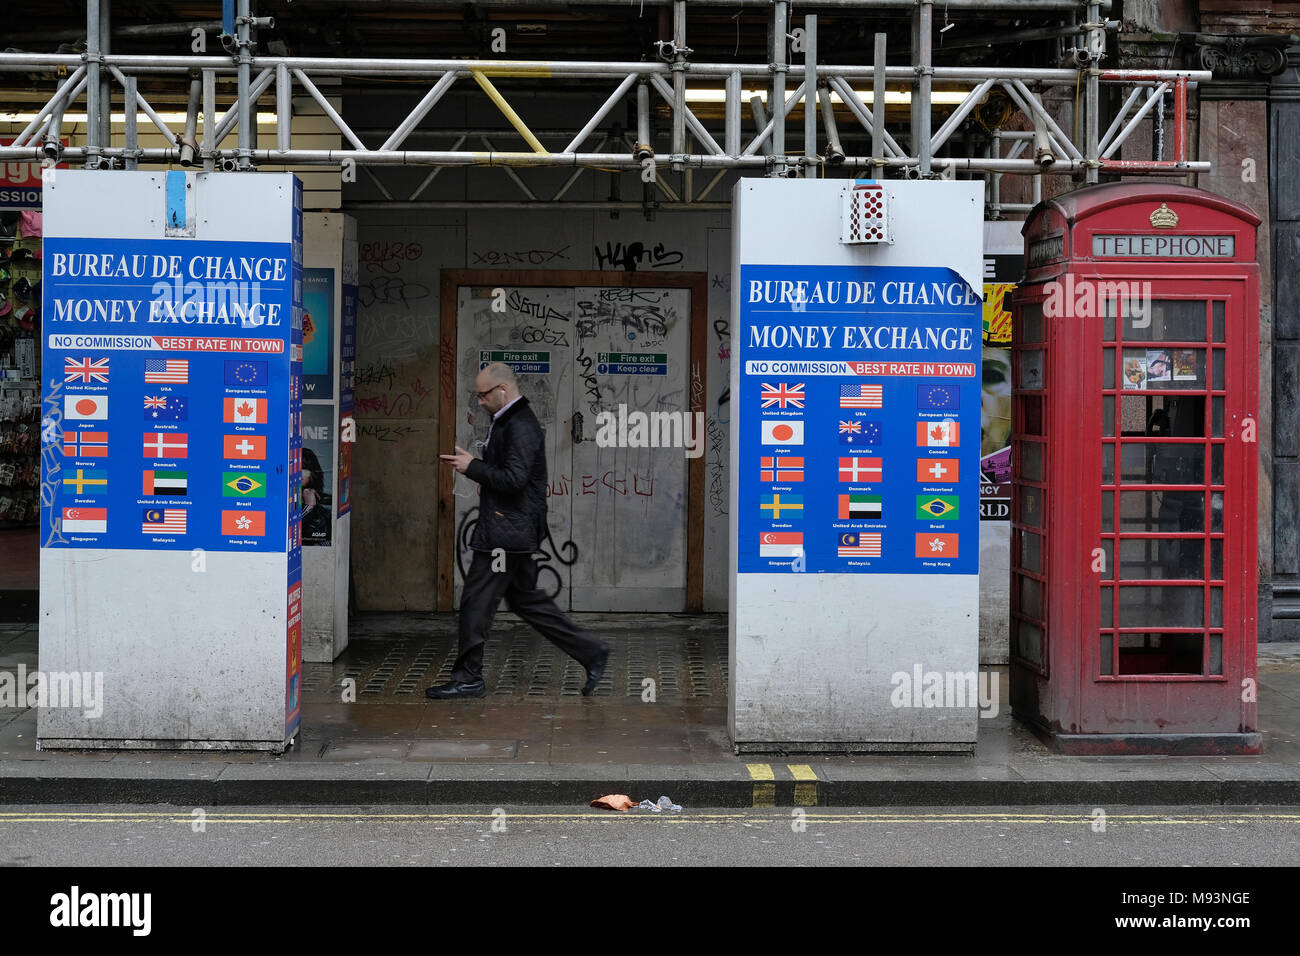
594, 241, 685, 272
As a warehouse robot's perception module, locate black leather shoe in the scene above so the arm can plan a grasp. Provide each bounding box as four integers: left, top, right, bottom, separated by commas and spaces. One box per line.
425, 680, 486, 700
581, 646, 610, 696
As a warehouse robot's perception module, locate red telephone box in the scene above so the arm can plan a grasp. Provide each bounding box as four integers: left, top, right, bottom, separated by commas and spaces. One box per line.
1009, 182, 1261, 755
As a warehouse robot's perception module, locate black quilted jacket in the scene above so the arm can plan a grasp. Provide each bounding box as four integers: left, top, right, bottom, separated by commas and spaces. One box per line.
465, 396, 548, 553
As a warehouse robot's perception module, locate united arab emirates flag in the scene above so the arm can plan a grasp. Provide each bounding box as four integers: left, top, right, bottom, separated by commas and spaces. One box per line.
838, 494, 882, 519
142, 470, 188, 495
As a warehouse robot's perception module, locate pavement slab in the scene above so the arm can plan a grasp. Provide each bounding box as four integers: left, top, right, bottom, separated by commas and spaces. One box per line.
0, 616, 1298, 806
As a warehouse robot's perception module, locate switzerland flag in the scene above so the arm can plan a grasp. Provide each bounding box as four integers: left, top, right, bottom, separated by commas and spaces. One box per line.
223, 434, 267, 459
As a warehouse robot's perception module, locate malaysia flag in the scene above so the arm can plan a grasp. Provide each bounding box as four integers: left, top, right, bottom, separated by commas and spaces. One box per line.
142, 508, 187, 534
838, 532, 882, 557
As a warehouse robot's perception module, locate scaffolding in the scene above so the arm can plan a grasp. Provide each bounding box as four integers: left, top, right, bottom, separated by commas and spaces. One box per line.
0, 0, 1212, 209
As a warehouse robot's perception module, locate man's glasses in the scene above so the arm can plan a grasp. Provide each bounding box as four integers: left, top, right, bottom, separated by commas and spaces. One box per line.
475, 385, 503, 399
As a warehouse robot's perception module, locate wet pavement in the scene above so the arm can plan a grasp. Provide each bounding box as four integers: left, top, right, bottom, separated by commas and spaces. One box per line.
1, 613, 1299, 806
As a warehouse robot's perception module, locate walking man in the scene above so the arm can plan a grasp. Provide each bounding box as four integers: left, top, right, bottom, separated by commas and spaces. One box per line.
429, 362, 611, 699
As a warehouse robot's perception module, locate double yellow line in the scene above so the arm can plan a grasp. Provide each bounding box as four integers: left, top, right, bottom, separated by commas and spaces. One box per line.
746, 763, 819, 807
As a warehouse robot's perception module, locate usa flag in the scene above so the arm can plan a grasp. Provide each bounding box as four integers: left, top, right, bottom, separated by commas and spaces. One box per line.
840, 383, 883, 409
64, 357, 109, 384
760, 382, 805, 409
144, 359, 189, 384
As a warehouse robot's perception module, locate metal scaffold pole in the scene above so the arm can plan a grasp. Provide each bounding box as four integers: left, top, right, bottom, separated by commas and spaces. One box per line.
98, 0, 112, 153
0, 0, 1212, 191
916, 0, 934, 177
237, 0, 252, 169
804, 15, 818, 176
1085, 0, 1102, 184
771, 0, 788, 177
84, 0, 101, 168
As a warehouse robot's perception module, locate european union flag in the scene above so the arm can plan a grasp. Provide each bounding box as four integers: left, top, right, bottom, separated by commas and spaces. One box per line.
225, 359, 268, 387
918, 384, 959, 410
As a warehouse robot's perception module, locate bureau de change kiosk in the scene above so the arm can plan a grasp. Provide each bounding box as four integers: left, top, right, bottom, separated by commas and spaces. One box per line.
1009, 182, 1261, 754
731, 179, 985, 752
39, 171, 303, 751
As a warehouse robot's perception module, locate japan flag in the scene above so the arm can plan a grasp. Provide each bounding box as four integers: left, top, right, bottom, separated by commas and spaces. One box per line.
64, 395, 108, 420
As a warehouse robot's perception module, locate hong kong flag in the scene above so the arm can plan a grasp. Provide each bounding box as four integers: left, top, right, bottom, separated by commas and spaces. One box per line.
221, 509, 266, 536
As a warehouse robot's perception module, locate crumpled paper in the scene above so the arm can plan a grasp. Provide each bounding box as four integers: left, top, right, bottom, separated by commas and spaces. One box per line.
590, 794, 637, 811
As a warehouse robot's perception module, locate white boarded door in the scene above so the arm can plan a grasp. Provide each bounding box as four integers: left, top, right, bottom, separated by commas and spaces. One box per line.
446, 274, 701, 612
569, 287, 690, 610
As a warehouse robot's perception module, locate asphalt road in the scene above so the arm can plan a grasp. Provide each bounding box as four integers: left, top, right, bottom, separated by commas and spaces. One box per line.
0, 804, 1296, 867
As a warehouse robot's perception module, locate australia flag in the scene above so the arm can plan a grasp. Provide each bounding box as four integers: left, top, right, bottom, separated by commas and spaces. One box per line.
840, 420, 882, 446
143, 395, 188, 421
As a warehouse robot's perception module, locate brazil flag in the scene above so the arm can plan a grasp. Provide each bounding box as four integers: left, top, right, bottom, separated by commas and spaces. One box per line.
916, 494, 959, 520
222, 470, 268, 498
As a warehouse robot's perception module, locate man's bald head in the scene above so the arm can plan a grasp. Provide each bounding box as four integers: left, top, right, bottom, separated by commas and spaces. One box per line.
474, 362, 520, 413
480, 362, 518, 392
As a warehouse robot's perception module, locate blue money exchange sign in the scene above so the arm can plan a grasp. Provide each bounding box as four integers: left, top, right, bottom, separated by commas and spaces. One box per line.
738, 264, 981, 575
41, 237, 297, 554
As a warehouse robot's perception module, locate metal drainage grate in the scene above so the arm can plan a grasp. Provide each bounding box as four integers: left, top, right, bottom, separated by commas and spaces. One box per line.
302, 620, 728, 702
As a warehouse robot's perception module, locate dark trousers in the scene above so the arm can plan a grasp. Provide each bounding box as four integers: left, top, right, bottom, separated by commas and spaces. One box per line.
453, 549, 606, 684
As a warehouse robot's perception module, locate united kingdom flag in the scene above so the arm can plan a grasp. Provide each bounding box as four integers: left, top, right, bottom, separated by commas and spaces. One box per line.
760, 382, 805, 409
64, 357, 109, 384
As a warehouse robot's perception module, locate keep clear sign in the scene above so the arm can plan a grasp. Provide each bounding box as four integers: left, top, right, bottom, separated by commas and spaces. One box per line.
738, 264, 981, 575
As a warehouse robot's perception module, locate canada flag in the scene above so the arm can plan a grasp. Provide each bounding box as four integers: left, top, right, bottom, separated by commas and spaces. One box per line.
916, 420, 960, 447
224, 397, 268, 424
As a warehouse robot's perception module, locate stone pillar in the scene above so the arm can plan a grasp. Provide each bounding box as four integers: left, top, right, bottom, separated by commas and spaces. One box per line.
1190, 33, 1291, 640
1266, 44, 1300, 639
1181, 31, 1296, 641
